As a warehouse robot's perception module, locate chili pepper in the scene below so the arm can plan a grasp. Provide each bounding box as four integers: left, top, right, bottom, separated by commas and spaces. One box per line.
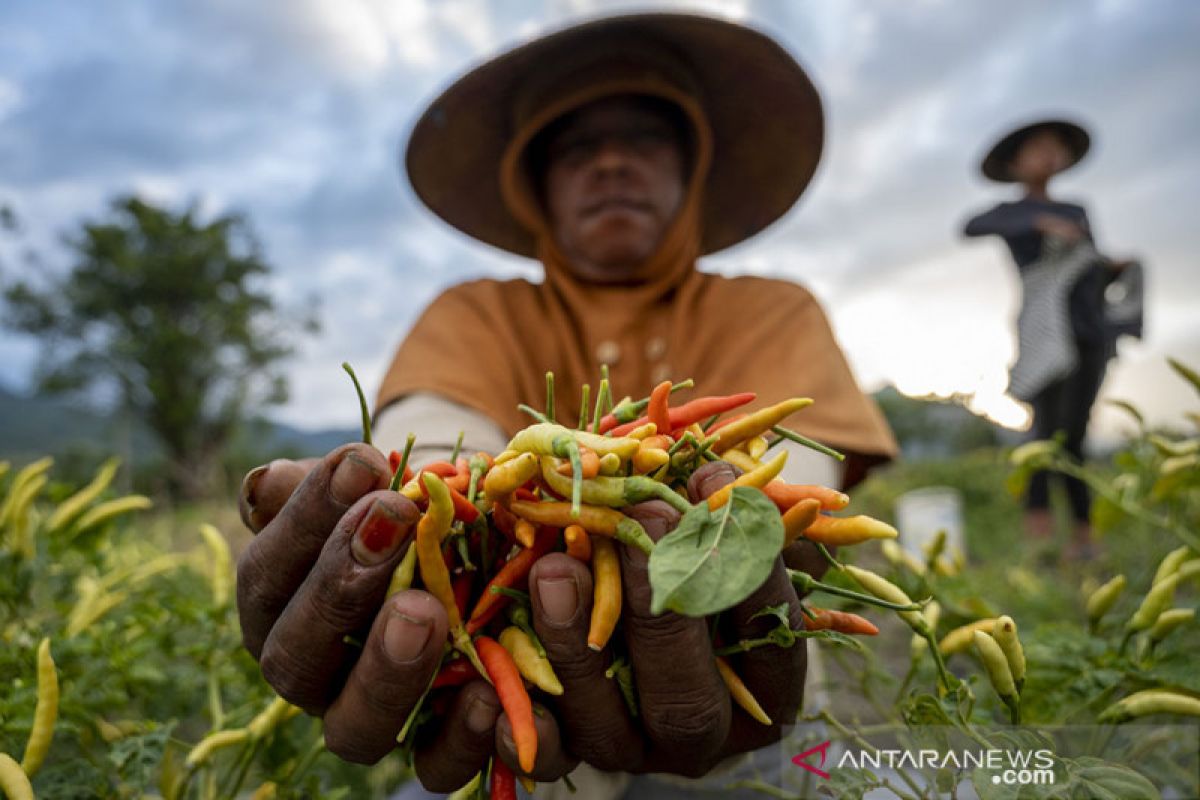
598, 380, 697, 432
476, 636, 537, 772
0, 753, 33, 800
721, 448, 760, 473
467, 525, 558, 634
250, 782, 278, 800
509, 499, 654, 555
388, 544, 418, 597
185, 728, 249, 769
514, 518, 536, 549
804, 606, 879, 635
491, 757, 517, 800
564, 524, 592, 562
782, 499, 822, 548
1149, 608, 1194, 644
484, 452, 540, 499
0, 457, 52, 529
609, 392, 756, 437
707, 450, 788, 510
706, 412, 747, 434
499, 626, 563, 695
761, 481, 849, 512
446, 460, 472, 493
588, 537, 622, 651
432, 657, 481, 689
46, 456, 120, 533
1086, 574, 1126, 624
632, 436, 672, 474
491, 502, 519, 541
911, 601, 942, 659
1099, 689, 1200, 723
417, 473, 487, 677
196, 523, 233, 609
1127, 574, 1180, 632
992, 616, 1026, 691
1153, 546, 1194, 585
69, 494, 153, 538
509, 422, 640, 461
800, 514, 898, 547
842, 565, 926, 631
938, 619, 999, 655
247, 696, 301, 740
647, 380, 672, 435
19, 638, 58, 777
715, 656, 771, 725
453, 573, 474, 619
597, 452, 623, 475
973, 631, 1018, 702
710, 398, 812, 454
538, 457, 691, 515
555, 447, 599, 479
744, 435, 769, 461
388, 434, 417, 492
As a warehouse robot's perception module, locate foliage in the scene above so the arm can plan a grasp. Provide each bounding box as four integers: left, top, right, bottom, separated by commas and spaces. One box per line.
2, 196, 313, 499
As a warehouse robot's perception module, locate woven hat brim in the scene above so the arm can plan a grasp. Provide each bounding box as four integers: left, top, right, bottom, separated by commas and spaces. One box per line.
404, 13, 824, 258
980, 119, 1091, 183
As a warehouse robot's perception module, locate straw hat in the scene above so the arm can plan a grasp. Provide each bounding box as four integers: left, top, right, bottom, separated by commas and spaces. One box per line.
404, 12, 824, 257
980, 118, 1091, 183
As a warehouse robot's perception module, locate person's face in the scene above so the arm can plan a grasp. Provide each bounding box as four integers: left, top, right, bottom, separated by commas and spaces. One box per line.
1008, 130, 1071, 184
539, 95, 687, 283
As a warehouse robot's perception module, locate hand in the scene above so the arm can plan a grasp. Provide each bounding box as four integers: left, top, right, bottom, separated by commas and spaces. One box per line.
236, 444, 578, 789
1034, 213, 1085, 243
522, 461, 807, 778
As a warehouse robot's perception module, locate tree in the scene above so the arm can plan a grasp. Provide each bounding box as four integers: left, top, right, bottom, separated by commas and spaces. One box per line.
4, 196, 310, 499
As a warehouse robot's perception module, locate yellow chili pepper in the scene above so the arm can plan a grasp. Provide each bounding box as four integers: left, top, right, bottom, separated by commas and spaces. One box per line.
625, 422, 659, 440
0, 457, 53, 529
992, 616, 1026, 690
801, 514, 898, 547
720, 448, 760, 473
1086, 574, 1126, 623
1127, 574, 1180, 632
247, 696, 301, 740
781, 498, 822, 548
842, 565, 926, 631
588, 537, 622, 651
508, 423, 641, 461
911, 601, 942, 659
1152, 546, 1194, 586
387, 544, 418, 597
973, 631, 1018, 701
711, 398, 812, 453
938, 619, 998, 655
1099, 689, 1200, 723
715, 656, 771, 725
707, 450, 788, 510
509, 500, 653, 555
0, 753, 34, 800
499, 626, 563, 695
45, 457, 120, 533
745, 435, 769, 461
633, 437, 671, 474
198, 524, 232, 609
597, 452, 623, 475
483, 452, 539, 498
185, 728, 249, 769
70, 494, 152, 537
1149, 608, 1194, 644
20, 638, 58, 777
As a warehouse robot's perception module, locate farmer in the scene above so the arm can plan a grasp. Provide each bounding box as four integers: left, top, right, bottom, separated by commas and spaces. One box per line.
236, 13, 896, 798
963, 120, 1141, 562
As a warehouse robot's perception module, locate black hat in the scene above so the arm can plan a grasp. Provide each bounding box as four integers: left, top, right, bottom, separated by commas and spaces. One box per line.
981, 119, 1090, 182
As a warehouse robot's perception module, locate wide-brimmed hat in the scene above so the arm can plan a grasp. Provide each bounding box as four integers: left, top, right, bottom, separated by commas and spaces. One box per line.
980, 118, 1091, 183
404, 12, 824, 258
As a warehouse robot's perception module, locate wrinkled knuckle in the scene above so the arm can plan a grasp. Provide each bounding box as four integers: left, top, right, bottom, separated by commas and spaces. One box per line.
644, 691, 727, 755
323, 723, 387, 765
308, 571, 377, 632
259, 647, 329, 713
570, 732, 633, 773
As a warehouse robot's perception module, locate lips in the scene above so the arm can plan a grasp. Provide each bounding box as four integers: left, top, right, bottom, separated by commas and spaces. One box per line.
582, 197, 652, 218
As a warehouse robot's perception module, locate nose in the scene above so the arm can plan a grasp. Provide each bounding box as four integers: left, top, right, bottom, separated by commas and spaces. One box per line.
589, 134, 635, 174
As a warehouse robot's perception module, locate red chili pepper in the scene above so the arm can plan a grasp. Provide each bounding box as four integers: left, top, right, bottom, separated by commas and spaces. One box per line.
609, 393, 756, 437
453, 573, 473, 619
387, 450, 414, 485
805, 607, 879, 636
491, 503, 519, 542
476, 636, 537, 773
420, 476, 480, 523
420, 461, 459, 479
491, 757, 517, 800
467, 526, 558, 634
431, 657, 481, 689
647, 380, 672, 436
704, 411, 748, 434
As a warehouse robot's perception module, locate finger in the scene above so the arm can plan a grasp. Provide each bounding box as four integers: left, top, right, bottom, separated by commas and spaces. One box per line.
258, 490, 419, 712
620, 500, 730, 767
323, 590, 449, 764
496, 702, 580, 782
237, 443, 390, 658
685, 459, 740, 504
240, 458, 322, 533
414, 681, 501, 792
530, 554, 643, 772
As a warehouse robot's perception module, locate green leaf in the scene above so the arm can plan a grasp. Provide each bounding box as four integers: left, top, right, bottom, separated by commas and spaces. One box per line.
1051, 756, 1160, 799
108, 723, 175, 794
648, 486, 783, 617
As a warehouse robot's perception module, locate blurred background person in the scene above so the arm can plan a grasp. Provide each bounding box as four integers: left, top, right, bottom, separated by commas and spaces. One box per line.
962, 119, 1143, 562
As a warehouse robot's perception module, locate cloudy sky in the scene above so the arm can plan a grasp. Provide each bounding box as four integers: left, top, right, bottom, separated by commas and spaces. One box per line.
1, 0, 1197, 440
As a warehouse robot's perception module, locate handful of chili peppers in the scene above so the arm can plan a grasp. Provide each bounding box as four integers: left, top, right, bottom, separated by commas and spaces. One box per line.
341, 364, 904, 795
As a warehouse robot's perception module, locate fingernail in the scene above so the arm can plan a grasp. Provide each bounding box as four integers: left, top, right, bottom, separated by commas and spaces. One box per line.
538, 577, 579, 627
466, 694, 498, 735
384, 611, 432, 664
242, 464, 269, 508
351, 501, 409, 566
330, 453, 381, 506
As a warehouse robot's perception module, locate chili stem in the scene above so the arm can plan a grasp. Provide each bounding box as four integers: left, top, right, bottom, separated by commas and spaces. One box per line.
398, 651, 445, 743
768, 426, 844, 461
450, 431, 465, 464
341, 362, 372, 446
490, 586, 530, 603
578, 384, 591, 431
389, 434, 416, 492
518, 404, 552, 424
545, 372, 556, 423
592, 378, 609, 434
789, 570, 923, 612
815, 543, 843, 570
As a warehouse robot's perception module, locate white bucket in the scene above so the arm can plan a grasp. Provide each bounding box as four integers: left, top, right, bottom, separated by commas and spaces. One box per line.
894, 487, 966, 563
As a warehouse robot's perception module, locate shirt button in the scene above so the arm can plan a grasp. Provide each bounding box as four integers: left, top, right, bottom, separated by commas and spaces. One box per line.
645, 336, 667, 360
595, 340, 621, 366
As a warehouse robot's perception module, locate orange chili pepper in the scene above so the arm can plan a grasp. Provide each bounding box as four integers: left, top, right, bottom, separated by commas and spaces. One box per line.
555, 447, 600, 479
476, 636, 537, 773
564, 524, 592, 562
804, 606, 879, 635
782, 498, 822, 547
420, 475, 480, 524
715, 656, 771, 725
467, 525, 558, 634
607, 393, 756, 436
588, 537, 621, 651
647, 380, 672, 435
508, 500, 653, 555
762, 482, 850, 512
707, 450, 788, 510
514, 518, 536, 549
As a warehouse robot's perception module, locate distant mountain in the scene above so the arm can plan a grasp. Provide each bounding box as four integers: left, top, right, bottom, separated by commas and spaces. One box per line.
0, 384, 356, 469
